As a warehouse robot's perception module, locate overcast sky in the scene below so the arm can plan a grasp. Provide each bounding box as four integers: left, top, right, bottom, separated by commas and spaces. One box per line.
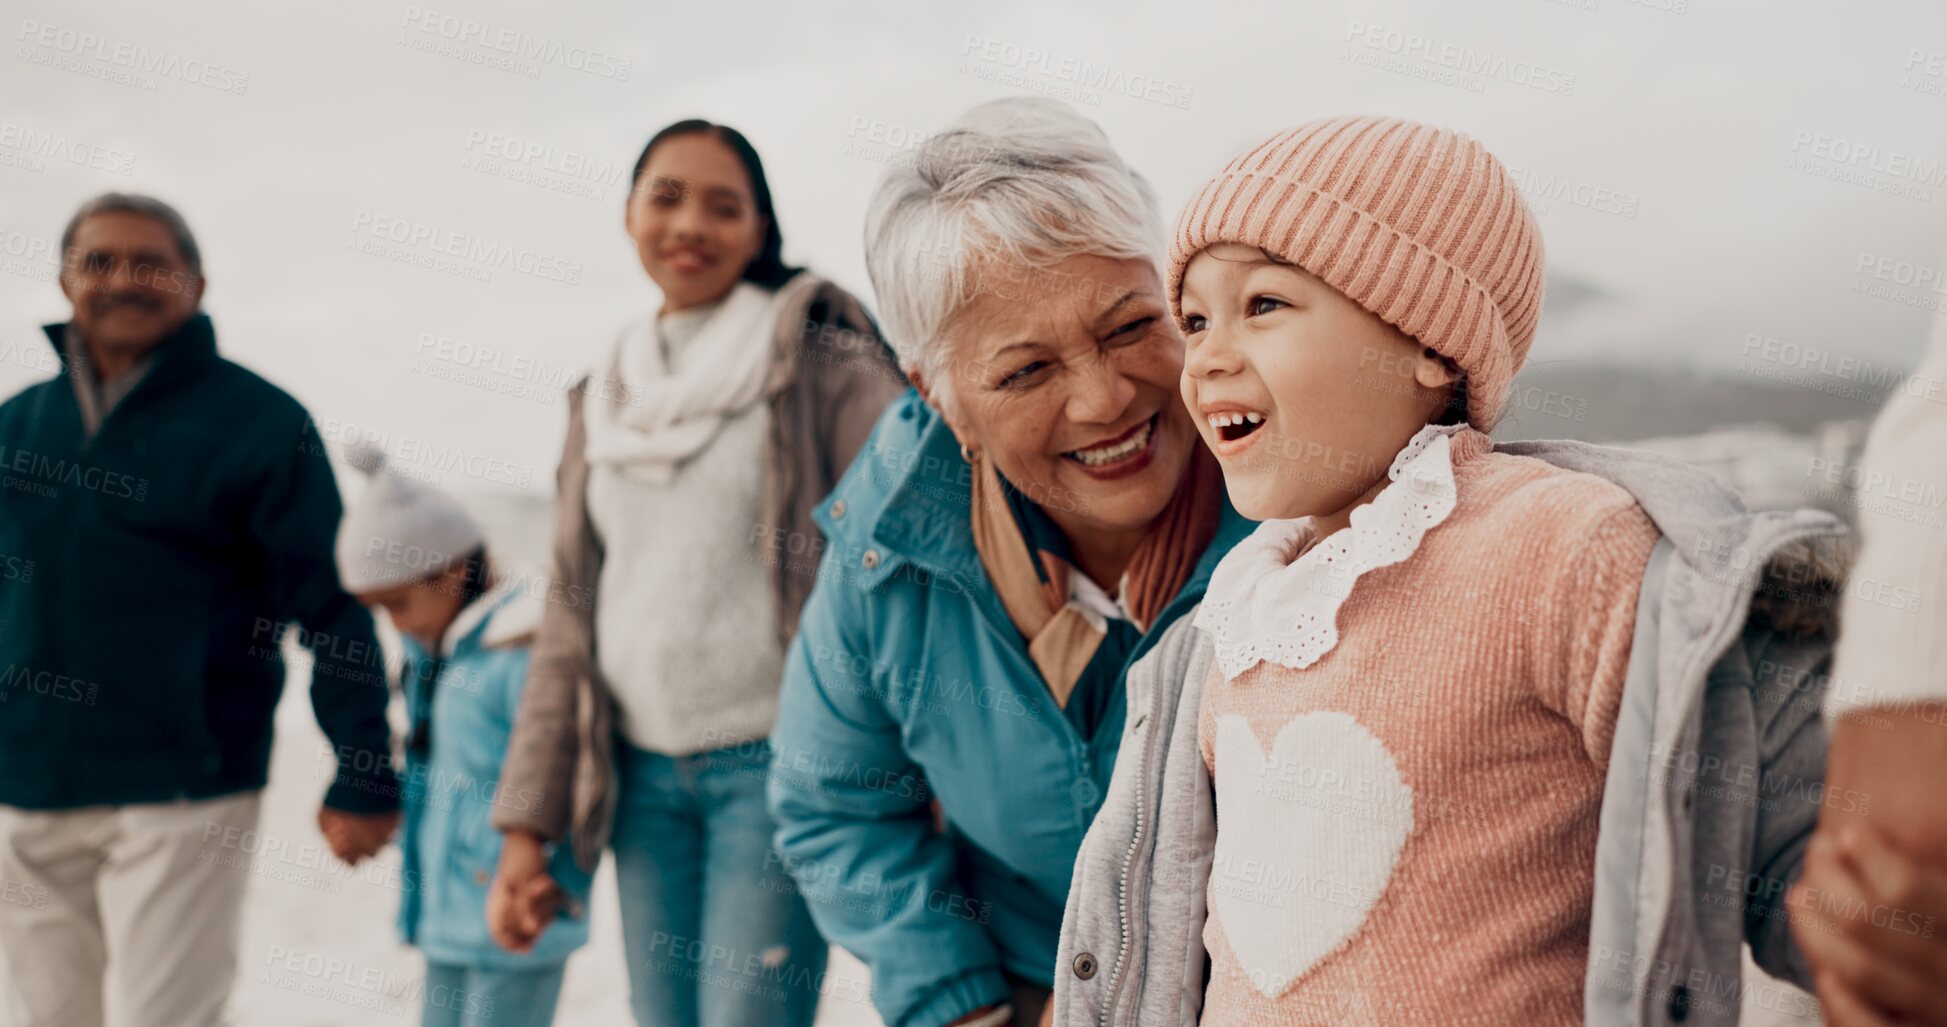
5, 0, 1945, 497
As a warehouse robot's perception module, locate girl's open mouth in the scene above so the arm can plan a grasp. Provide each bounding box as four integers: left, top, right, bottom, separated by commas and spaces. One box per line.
1206, 410, 1266, 443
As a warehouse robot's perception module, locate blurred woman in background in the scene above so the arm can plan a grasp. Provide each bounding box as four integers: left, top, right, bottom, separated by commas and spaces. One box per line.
486, 119, 904, 1027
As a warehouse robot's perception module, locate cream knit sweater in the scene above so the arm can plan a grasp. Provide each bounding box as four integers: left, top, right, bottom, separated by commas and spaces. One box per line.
587, 306, 783, 756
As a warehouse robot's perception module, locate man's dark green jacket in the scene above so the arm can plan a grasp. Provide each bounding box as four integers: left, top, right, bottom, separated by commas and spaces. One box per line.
0, 312, 399, 812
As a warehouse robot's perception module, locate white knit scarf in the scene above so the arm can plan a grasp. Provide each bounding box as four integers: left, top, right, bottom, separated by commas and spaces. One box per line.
582, 281, 782, 484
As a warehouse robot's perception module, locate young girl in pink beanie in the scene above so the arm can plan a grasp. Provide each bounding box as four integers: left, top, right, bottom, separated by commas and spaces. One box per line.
1054, 118, 1865, 1026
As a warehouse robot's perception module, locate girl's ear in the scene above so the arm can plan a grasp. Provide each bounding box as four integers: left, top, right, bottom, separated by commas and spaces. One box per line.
1413, 348, 1460, 390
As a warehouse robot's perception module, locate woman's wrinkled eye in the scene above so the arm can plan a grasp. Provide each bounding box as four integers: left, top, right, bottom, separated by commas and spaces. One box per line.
1248, 295, 1287, 317
1107, 316, 1155, 344
999, 361, 1049, 389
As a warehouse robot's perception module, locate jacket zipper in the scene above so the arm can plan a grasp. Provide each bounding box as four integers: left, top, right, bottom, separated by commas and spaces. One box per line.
948, 552, 1159, 1023
51, 372, 112, 804
1098, 584, 1214, 1021
1097, 593, 1197, 1025
943, 553, 1200, 1022
1097, 693, 1150, 1027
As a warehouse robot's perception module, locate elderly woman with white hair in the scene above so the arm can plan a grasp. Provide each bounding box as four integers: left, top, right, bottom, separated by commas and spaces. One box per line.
766, 97, 1251, 1027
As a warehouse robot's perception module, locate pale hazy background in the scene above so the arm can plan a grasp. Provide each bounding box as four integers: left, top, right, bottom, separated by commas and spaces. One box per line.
5, 0, 1945, 1023
6, 0, 1947, 489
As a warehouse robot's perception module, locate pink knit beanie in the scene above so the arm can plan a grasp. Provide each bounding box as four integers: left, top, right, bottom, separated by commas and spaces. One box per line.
1169, 116, 1544, 430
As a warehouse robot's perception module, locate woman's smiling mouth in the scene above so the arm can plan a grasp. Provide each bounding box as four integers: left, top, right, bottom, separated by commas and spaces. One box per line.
1063, 413, 1160, 478
662, 247, 714, 273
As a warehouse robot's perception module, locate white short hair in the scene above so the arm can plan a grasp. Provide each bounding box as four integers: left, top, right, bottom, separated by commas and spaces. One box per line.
863, 97, 1164, 400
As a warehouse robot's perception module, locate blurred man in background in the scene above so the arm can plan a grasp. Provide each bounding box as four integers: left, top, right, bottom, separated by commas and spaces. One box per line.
0, 193, 400, 1027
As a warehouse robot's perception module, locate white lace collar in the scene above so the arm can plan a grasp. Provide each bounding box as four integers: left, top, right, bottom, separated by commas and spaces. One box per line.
1195, 423, 1468, 681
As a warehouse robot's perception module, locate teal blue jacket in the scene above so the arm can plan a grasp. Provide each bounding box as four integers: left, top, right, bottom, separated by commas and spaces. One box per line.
396, 581, 591, 969
767, 390, 1251, 1027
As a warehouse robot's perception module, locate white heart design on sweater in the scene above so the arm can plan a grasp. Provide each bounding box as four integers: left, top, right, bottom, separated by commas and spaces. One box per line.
1210, 712, 1414, 998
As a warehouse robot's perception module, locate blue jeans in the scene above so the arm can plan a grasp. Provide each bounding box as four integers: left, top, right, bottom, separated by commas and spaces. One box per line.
611, 738, 827, 1027
420, 961, 566, 1027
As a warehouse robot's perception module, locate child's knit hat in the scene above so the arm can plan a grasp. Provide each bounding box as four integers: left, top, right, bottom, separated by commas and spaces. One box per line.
335, 441, 485, 593
1168, 116, 1544, 430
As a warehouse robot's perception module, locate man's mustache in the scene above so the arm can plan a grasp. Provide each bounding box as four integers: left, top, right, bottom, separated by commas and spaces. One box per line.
90, 292, 164, 316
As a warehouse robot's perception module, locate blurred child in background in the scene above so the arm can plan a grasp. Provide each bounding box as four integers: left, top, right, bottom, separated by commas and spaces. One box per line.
336, 442, 591, 1027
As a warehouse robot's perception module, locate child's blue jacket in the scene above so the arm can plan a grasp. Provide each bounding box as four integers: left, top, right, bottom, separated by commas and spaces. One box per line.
397, 579, 592, 969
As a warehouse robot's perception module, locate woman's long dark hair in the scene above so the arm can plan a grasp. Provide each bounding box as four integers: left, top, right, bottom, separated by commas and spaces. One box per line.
629, 119, 800, 289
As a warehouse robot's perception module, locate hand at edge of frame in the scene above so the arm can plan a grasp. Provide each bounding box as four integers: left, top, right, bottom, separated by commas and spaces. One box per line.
316, 807, 399, 866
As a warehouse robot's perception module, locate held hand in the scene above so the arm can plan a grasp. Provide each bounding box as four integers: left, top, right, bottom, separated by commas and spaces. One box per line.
316, 807, 400, 865
1793, 704, 1947, 1026
1038, 998, 1055, 1027
487, 830, 564, 954
1789, 823, 1947, 1026
1822, 705, 1947, 854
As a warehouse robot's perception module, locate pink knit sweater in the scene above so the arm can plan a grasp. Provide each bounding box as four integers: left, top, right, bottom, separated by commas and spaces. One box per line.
1195, 426, 1659, 1026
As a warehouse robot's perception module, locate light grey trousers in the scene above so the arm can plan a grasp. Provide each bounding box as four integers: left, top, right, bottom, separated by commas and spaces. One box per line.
0, 790, 263, 1027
